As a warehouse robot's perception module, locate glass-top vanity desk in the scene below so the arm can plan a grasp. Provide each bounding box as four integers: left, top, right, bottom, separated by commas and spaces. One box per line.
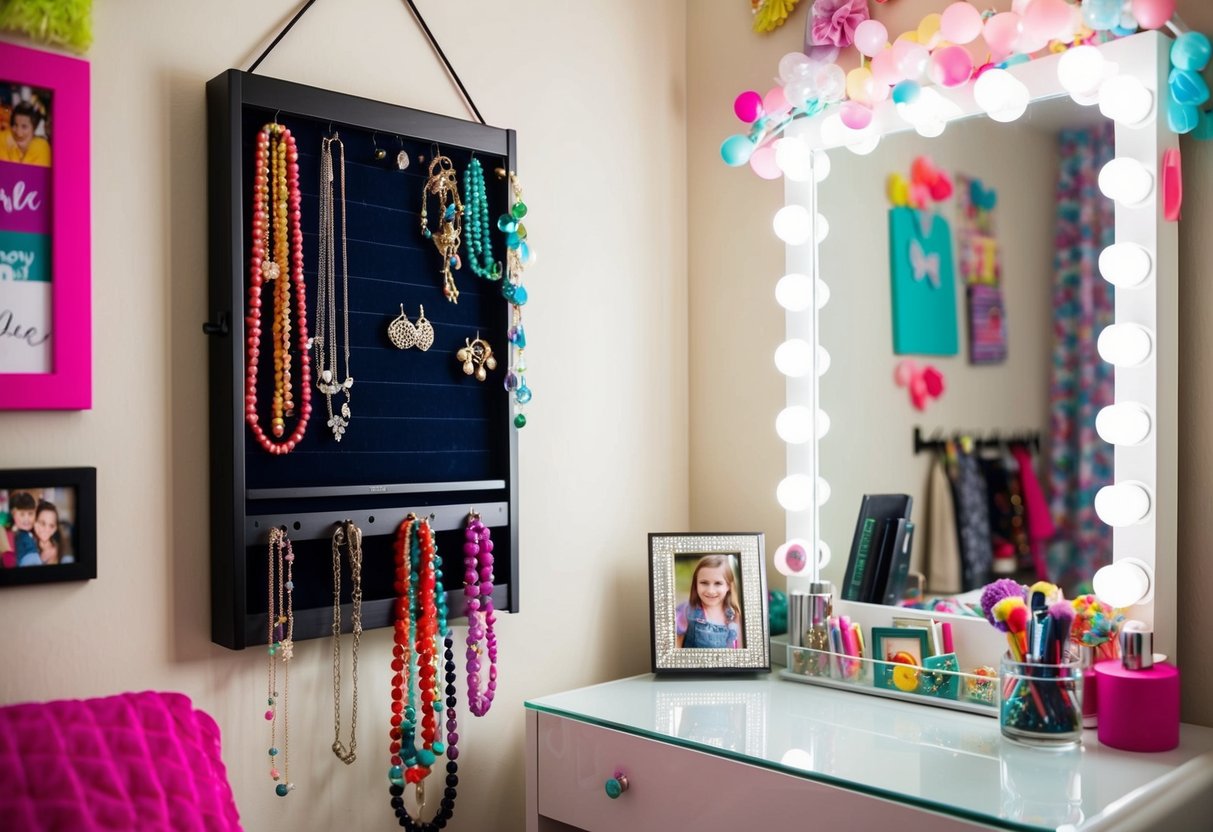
524, 673, 1213, 832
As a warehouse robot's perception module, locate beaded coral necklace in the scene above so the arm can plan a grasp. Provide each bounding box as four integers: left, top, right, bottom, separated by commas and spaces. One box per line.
245, 123, 312, 454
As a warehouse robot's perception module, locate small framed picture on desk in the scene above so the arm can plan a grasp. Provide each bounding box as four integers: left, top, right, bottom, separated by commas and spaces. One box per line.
648, 532, 769, 673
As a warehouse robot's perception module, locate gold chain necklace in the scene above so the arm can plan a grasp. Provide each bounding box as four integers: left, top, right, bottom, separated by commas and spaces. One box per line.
267, 527, 295, 796
331, 520, 362, 764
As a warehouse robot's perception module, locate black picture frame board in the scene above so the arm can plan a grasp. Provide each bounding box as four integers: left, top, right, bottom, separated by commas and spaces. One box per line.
206, 69, 519, 649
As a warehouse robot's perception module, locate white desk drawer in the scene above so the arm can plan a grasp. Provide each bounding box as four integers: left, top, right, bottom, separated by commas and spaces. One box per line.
535, 713, 984, 831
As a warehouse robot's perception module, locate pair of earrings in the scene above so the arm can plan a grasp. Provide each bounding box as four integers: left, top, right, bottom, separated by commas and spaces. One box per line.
372, 134, 410, 170
457, 336, 496, 382
388, 305, 435, 351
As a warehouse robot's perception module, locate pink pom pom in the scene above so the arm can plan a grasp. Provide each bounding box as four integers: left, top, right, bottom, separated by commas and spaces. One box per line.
922, 366, 945, 397
853, 19, 888, 57
928, 45, 974, 88
840, 101, 873, 130
983, 12, 1021, 59
1132, 0, 1176, 30
870, 47, 903, 88
1022, 0, 1072, 43
763, 86, 789, 115
748, 144, 781, 179
733, 90, 764, 123
940, 2, 984, 45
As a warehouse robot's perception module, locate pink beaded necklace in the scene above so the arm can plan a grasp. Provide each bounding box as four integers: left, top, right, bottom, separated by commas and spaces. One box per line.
463, 512, 497, 716
245, 122, 312, 455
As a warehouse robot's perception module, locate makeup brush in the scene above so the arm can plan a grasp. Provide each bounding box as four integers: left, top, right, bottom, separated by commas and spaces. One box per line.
1048, 601, 1076, 665
993, 596, 1029, 661
982, 579, 1028, 632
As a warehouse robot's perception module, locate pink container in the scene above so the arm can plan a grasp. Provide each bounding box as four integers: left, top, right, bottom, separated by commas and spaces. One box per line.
1094, 659, 1180, 752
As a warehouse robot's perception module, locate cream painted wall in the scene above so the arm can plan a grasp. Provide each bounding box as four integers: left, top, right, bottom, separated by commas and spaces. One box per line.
688, 0, 1213, 727
0, 1, 687, 830
816, 118, 1058, 591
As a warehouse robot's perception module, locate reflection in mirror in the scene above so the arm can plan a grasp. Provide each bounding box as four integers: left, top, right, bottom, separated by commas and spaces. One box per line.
817, 98, 1115, 605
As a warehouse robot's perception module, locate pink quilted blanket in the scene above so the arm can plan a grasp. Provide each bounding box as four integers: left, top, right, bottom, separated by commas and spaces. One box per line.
0, 691, 242, 832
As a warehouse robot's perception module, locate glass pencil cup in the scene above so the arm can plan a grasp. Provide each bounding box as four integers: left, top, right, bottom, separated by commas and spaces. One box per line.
999, 656, 1083, 748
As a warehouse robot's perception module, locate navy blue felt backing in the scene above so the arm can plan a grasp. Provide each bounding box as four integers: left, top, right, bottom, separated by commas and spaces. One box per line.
242, 106, 512, 491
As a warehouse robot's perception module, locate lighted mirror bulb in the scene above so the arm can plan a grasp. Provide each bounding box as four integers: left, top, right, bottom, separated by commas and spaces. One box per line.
776, 474, 814, 512
773, 205, 814, 245
1096, 403, 1152, 446
819, 113, 847, 147
847, 133, 880, 155
974, 70, 1029, 122
817, 476, 831, 506
776, 405, 814, 444
1099, 158, 1154, 205
1099, 243, 1153, 288
774, 538, 813, 576
1094, 482, 1152, 527
1099, 75, 1154, 126
815, 213, 830, 243
775, 272, 813, 311
1092, 558, 1153, 608
1058, 45, 1106, 96
817, 346, 831, 376
916, 119, 946, 138
1097, 323, 1153, 367
817, 408, 830, 439
815, 277, 830, 310
813, 150, 832, 182
774, 338, 814, 377
774, 137, 814, 182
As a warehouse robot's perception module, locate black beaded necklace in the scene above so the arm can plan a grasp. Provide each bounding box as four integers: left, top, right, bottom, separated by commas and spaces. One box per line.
390, 634, 460, 830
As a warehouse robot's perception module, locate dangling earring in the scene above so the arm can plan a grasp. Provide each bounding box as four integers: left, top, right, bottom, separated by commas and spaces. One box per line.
388, 305, 416, 350
414, 305, 434, 352
395, 136, 409, 171
457, 335, 496, 382
372, 132, 386, 162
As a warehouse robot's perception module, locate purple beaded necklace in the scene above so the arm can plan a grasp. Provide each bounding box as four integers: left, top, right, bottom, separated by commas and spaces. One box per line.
463, 513, 498, 717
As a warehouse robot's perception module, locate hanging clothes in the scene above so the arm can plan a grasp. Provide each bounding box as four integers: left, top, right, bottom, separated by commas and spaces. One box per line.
978, 449, 1030, 578
1048, 125, 1116, 592
1010, 443, 1054, 582
949, 440, 994, 591
923, 450, 962, 594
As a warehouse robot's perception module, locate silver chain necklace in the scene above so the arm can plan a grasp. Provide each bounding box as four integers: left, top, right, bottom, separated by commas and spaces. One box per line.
314, 134, 353, 440
331, 520, 362, 764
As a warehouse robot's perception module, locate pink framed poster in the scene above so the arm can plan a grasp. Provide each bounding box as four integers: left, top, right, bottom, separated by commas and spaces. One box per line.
0, 42, 90, 409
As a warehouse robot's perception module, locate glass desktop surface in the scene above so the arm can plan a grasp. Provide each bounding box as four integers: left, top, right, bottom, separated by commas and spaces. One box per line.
526, 673, 1213, 831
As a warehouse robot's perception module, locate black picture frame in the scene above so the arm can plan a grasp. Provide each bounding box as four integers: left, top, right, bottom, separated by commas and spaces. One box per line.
0, 467, 96, 586
205, 70, 520, 650
649, 532, 769, 674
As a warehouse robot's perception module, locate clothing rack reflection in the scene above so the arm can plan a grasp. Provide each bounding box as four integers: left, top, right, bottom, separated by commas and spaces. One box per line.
912, 426, 1042, 456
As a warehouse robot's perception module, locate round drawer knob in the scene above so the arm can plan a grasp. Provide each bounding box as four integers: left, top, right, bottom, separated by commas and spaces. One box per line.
604, 770, 629, 799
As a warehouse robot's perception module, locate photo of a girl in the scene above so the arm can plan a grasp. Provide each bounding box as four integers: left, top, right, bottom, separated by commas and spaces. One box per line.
674, 554, 745, 649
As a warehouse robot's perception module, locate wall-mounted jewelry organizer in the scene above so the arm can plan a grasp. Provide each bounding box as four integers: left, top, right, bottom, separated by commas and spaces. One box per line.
206, 69, 519, 650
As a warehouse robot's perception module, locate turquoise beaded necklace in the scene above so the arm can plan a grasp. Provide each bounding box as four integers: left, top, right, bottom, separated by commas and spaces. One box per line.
462, 158, 502, 281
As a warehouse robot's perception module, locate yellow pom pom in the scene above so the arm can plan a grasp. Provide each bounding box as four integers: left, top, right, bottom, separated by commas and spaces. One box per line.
752, 0, 802, 34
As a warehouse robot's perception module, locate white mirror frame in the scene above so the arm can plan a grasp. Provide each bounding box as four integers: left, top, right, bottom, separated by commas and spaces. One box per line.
778, 32, 1178, 660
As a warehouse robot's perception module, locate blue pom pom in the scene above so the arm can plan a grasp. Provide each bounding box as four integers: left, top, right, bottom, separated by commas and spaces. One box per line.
720, 134, 755, 167
1173, 32, 1213, 72
891, 81, 920, 106
1170, 68, 1210, 107
1167, 97, 1199, 134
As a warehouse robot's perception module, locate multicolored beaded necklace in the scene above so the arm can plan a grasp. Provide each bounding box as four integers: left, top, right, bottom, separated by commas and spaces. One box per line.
389, 516, 460, 827
463, 512, 498, 716
420, 155, 464, 303
245, 122, 312, 454
500, 171, 534, 429
265, 527, 296, 796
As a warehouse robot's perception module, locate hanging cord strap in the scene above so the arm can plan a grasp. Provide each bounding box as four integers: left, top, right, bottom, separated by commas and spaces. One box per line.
246, 0, 486, 125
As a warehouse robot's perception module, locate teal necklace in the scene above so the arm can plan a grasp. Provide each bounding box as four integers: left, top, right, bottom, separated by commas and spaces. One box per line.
462, 158, 502, 281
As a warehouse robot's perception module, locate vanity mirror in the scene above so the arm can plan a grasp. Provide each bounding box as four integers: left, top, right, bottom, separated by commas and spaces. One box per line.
775, 32, 1177, 662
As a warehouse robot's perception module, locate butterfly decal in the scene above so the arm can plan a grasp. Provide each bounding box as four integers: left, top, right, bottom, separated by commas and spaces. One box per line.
895, 359, 945, 411
909, 238, 941, 288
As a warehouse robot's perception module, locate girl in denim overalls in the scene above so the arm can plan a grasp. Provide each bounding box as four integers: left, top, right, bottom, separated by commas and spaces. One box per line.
675, 555, 743, 648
